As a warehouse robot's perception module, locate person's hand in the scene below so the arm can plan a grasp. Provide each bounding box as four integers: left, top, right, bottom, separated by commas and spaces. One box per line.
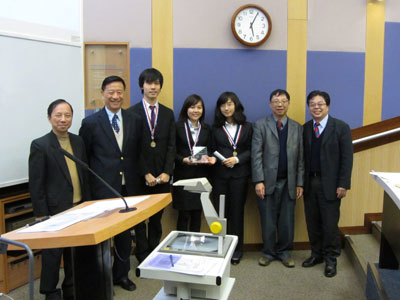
223, 157, 237, 168
337, 187, 347, 199
145, 173, 157, 187
158, 173, 170, 184
208, 156, 217, 165
296, 187, 303, 199
255, 182, 265, 199
183, 157, 196, 165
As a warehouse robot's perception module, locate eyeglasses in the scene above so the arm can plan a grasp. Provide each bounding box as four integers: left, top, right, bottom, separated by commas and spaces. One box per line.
309, 102, 326, 108
271, 99, 289, 105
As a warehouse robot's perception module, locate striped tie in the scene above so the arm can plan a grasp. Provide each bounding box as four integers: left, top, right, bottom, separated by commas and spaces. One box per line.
314, 122, 320, 138
112, 114, 120, 133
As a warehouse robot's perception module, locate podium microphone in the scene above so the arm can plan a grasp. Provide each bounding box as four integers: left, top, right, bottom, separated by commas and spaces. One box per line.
58, 147, 136, 213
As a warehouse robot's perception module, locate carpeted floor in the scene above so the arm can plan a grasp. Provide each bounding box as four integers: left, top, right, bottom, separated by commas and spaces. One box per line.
7, 250, 365, 300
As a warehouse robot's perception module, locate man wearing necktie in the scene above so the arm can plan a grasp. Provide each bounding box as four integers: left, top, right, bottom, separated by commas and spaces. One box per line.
129, 68, 176, 263
252, 89, 304, 269
79, 76, 143, 292
302, 90, 353, 278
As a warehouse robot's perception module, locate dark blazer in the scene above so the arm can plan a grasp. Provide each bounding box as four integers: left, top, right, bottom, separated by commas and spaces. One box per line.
129, 101, 175, 177
211, 122, 253, 179
79, 108, 143, 199
173, 120, 212, 210
303, 116, 353, 201
29, 131, 90, 217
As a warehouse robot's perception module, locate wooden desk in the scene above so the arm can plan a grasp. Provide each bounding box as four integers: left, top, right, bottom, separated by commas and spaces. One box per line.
2, 193, 172, 300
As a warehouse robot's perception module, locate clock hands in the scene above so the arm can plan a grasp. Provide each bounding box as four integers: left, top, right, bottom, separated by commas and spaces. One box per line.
249, 12, 259, 37
250, 12, 259, 26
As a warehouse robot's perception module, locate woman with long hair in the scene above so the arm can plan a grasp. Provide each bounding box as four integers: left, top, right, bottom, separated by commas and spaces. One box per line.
211, 91, 252, 265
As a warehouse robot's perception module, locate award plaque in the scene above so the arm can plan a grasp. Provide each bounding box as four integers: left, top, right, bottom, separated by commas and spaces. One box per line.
190, 146, 209, 163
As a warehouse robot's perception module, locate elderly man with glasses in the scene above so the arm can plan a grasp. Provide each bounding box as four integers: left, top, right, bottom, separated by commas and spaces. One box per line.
252, 89, 304, 269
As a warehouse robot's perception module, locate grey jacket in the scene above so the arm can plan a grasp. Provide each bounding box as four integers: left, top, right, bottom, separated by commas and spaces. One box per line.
251, 115, 304, 199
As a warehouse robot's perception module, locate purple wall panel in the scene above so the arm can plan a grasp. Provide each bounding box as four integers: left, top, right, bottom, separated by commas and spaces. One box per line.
173, 48, 287, 125
306, 51, 365, 128
382, 22, 400, 121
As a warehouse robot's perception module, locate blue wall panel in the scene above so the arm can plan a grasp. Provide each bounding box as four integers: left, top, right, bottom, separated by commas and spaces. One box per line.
130, 48, 152, 105
174, 48, 287, 124
382, 22, 400, 121
306, 51, 365, 129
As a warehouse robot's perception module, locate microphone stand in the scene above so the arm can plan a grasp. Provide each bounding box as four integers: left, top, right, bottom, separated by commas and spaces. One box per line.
59, 148, 136, 213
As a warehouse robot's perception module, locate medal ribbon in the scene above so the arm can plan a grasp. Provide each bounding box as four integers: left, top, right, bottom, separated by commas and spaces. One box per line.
184, 121, 201, 155
222, 124, 242, 152
142, 100, 158, 141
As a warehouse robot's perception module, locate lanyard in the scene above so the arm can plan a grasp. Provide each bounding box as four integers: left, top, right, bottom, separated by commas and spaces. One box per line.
184, 120, 201, 155
222, 124, 242, 153
142, 100, 158, 141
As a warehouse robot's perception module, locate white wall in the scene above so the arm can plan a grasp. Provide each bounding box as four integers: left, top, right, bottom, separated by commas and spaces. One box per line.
82, 0, 151, 47
308, 0, 366, 52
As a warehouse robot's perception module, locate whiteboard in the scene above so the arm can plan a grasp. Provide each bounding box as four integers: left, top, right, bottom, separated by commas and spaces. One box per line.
0, 34, 84, 187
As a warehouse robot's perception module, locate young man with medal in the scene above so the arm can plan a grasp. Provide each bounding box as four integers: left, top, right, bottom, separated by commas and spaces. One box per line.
252, 89, 304, 269
211, 91, 252, 265
129, 68, 176, 263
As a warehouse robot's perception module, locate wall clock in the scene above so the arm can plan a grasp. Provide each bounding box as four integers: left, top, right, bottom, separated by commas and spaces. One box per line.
231, 4, 272, 47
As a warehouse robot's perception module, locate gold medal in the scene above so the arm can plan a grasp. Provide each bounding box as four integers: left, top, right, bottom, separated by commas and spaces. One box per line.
150, 141, 156, 148
233, 151, 238, 157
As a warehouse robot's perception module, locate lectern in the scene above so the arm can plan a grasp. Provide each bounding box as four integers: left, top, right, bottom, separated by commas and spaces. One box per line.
370, 172, 400, 269
1, 193, 172, 300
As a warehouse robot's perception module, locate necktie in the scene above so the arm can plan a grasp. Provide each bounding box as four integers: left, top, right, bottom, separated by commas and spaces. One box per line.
314, 122, 320, 138
150, 105, 156, 128
112, 114, 120, 133
277, 120, 283, 131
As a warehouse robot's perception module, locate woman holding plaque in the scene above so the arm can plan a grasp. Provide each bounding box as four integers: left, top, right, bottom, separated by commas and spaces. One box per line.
211, 91, 252, 265
173, 94, 216, 232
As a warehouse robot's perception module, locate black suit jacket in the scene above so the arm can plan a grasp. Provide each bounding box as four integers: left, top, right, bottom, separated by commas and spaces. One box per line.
129, 101, 175, 177
29, 131, 90, 217
174, 120, 212, 181
303, 116, 353, 200
79, 108, 143, 199
173, 120, 212, 210
211, 122, 253, 179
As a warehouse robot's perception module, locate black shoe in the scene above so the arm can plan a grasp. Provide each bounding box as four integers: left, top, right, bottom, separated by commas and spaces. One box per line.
324, 264, 337, 277
115, 278, 136, 291
231, 251, 242, 265
45, 289, 62, 300
302, 256, 324, 268
231, 257, 241, 265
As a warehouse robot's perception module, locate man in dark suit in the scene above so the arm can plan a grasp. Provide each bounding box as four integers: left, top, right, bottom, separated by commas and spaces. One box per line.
79, 76, 142, 291
302, 90, 353, 278
129, 68, 175, 262
29, 99, 90, 300
252, 89, 304, 268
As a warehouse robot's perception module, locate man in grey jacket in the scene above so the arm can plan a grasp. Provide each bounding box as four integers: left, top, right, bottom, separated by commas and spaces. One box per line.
252, 89, 304, 268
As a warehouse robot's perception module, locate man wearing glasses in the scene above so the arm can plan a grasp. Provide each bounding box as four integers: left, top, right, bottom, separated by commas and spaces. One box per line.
252, 89, 304, 268
302, 90, 353, 278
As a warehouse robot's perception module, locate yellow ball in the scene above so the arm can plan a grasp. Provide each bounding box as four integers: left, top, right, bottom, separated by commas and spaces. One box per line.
210, 222, 222, 234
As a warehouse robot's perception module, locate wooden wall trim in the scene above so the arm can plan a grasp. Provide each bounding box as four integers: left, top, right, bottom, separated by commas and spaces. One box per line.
351, 116, 400, 153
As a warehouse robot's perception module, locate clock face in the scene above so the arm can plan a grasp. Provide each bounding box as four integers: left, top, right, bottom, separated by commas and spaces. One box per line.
231, 5, 272, 47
